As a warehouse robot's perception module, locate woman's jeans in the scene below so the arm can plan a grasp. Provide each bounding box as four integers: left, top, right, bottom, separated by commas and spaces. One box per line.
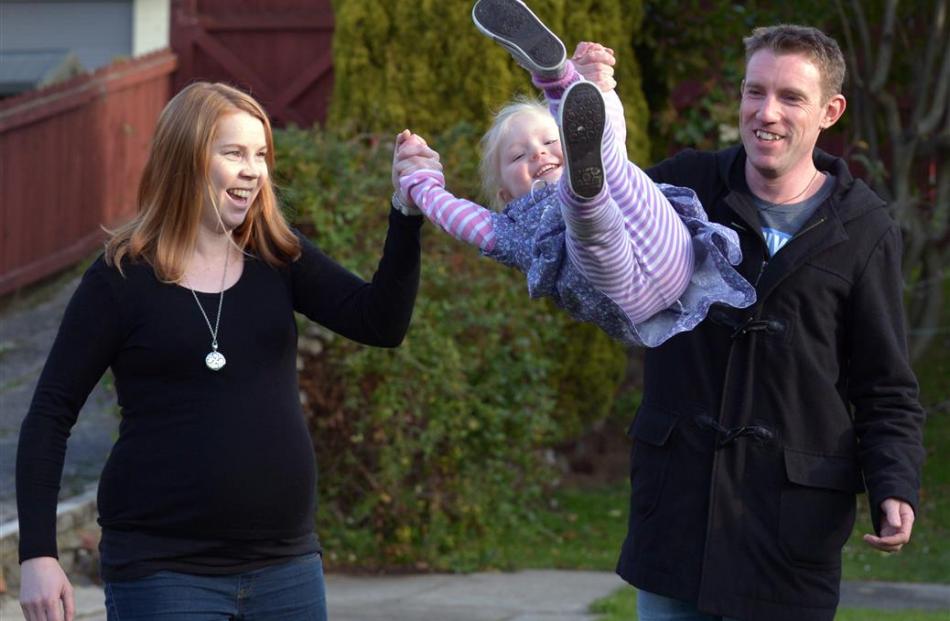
637, 589, 740, 621
104, 554, 326, 620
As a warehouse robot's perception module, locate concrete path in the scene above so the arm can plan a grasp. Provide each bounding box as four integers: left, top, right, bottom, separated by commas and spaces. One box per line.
2, 572, 949, 620
840, 580, 950, 612
0, 570, 624, 621
328, 570, 624, 621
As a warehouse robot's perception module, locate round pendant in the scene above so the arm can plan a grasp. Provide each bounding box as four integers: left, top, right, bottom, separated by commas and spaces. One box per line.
205, 350, 226, 371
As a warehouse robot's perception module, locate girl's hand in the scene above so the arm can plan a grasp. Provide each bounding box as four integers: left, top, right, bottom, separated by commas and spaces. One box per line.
572, 41, 616, 92
392, 130, 442, 205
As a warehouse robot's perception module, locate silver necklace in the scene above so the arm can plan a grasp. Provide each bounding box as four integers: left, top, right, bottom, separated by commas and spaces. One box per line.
761, 168, 821, 211
185, 248, 230, 371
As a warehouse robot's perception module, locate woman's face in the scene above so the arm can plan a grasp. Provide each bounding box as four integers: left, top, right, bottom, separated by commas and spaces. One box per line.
497, 110, 563, 204
203, 111, 268, 233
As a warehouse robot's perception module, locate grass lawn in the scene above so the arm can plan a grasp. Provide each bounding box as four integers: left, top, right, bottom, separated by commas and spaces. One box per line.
589, 588, 949, 620
479, 482, 630, 571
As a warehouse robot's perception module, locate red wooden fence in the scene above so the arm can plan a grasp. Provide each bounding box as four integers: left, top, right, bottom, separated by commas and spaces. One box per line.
0, 50, 177, 296
171, 0, 334, 128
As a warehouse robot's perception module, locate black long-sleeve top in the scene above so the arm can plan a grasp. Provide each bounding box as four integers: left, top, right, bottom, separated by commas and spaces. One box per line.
16, 210, 422, 580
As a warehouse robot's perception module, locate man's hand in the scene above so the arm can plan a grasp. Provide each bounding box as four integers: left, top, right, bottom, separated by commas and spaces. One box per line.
863, 498, 915, 553
392, 129, 442, 202
572, 41, 616, 92
19, 556, 75, 621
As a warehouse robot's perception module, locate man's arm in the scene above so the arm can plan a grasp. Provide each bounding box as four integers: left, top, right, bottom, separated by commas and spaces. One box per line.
847, 224, 926, 552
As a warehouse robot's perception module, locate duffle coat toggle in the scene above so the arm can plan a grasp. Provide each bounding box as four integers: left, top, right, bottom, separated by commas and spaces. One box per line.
705, 307, 786, 339
695, 415, 776, 448
729, 317, 785, 339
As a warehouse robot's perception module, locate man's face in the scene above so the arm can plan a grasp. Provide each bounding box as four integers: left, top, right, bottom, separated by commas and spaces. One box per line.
740, 50, 837, 181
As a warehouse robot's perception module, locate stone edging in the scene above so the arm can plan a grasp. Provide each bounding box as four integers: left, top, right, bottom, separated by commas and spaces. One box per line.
0, 487, 100, 594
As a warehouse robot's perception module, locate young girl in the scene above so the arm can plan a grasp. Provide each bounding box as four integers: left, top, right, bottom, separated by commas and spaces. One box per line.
395, 0, 754, 346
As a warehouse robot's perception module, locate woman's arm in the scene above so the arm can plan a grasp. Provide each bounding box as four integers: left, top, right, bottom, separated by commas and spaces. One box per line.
17, 260, 123, 619
17, 262, 122, 559
291, 211, 422, 348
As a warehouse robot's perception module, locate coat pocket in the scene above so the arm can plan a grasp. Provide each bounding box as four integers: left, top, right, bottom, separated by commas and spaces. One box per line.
779, 448, 860, 567
627, 404, 680, 519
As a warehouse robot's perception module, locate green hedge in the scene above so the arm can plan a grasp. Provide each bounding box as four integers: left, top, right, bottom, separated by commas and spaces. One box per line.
275, 122, 626, 570
329, 0, 650, 164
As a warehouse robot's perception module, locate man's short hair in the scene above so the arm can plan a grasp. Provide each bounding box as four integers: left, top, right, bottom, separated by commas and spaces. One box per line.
744, 24, 846, 101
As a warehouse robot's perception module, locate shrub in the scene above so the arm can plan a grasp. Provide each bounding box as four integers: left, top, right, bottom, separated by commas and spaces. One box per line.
275, 122, 627, 569
329, 0, 650, 164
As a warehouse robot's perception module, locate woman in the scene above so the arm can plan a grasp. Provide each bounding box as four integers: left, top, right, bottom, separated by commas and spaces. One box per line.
16, 82, 433, 620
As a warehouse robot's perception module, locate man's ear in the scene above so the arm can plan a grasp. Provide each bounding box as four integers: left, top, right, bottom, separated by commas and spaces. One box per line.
820, 93, 847, 130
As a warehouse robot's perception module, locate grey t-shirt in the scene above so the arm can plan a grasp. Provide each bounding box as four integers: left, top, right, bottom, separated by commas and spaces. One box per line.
754, 174, 836, 256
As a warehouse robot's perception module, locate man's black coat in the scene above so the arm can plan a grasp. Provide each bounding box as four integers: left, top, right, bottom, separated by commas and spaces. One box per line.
617, 146, 925, 621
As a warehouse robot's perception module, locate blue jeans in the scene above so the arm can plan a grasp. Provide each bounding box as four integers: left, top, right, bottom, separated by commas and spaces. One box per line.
637, 590, 740, 621
104, 554, 327, 620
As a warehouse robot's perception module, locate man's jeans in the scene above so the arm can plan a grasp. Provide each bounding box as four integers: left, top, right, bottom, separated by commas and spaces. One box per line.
104, 553, 326, 620
638, 589, 741, 621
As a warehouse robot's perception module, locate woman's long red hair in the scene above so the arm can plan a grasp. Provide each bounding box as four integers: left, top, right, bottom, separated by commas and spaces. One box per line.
106, 82, 300, 281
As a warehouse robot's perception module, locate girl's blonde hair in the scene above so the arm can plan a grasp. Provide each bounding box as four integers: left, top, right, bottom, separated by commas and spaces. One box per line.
105, 82, 300, 282
479, 95, 552, 210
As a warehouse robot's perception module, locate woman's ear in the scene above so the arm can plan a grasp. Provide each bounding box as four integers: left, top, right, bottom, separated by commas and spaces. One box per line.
499, 188, 512, 204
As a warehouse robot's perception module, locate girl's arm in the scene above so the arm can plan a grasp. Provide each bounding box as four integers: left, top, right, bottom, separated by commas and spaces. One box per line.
399, 169, 498, 253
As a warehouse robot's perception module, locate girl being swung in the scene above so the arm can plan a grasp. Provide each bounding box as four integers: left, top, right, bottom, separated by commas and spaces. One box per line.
395, 0, 754, 346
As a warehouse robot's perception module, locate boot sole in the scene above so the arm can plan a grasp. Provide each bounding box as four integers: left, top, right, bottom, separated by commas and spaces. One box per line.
560, 82, 605, 200
472, 0, 565, 74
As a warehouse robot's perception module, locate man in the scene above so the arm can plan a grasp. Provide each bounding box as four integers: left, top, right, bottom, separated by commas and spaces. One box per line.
617, 25, 926, 621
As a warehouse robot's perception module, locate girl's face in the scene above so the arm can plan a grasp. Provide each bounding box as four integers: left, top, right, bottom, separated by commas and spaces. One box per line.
203, 111, 268, 233
498, 111, 563, 204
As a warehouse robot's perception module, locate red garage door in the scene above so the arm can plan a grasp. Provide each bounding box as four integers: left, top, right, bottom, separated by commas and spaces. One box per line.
171, 0, 333, 128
